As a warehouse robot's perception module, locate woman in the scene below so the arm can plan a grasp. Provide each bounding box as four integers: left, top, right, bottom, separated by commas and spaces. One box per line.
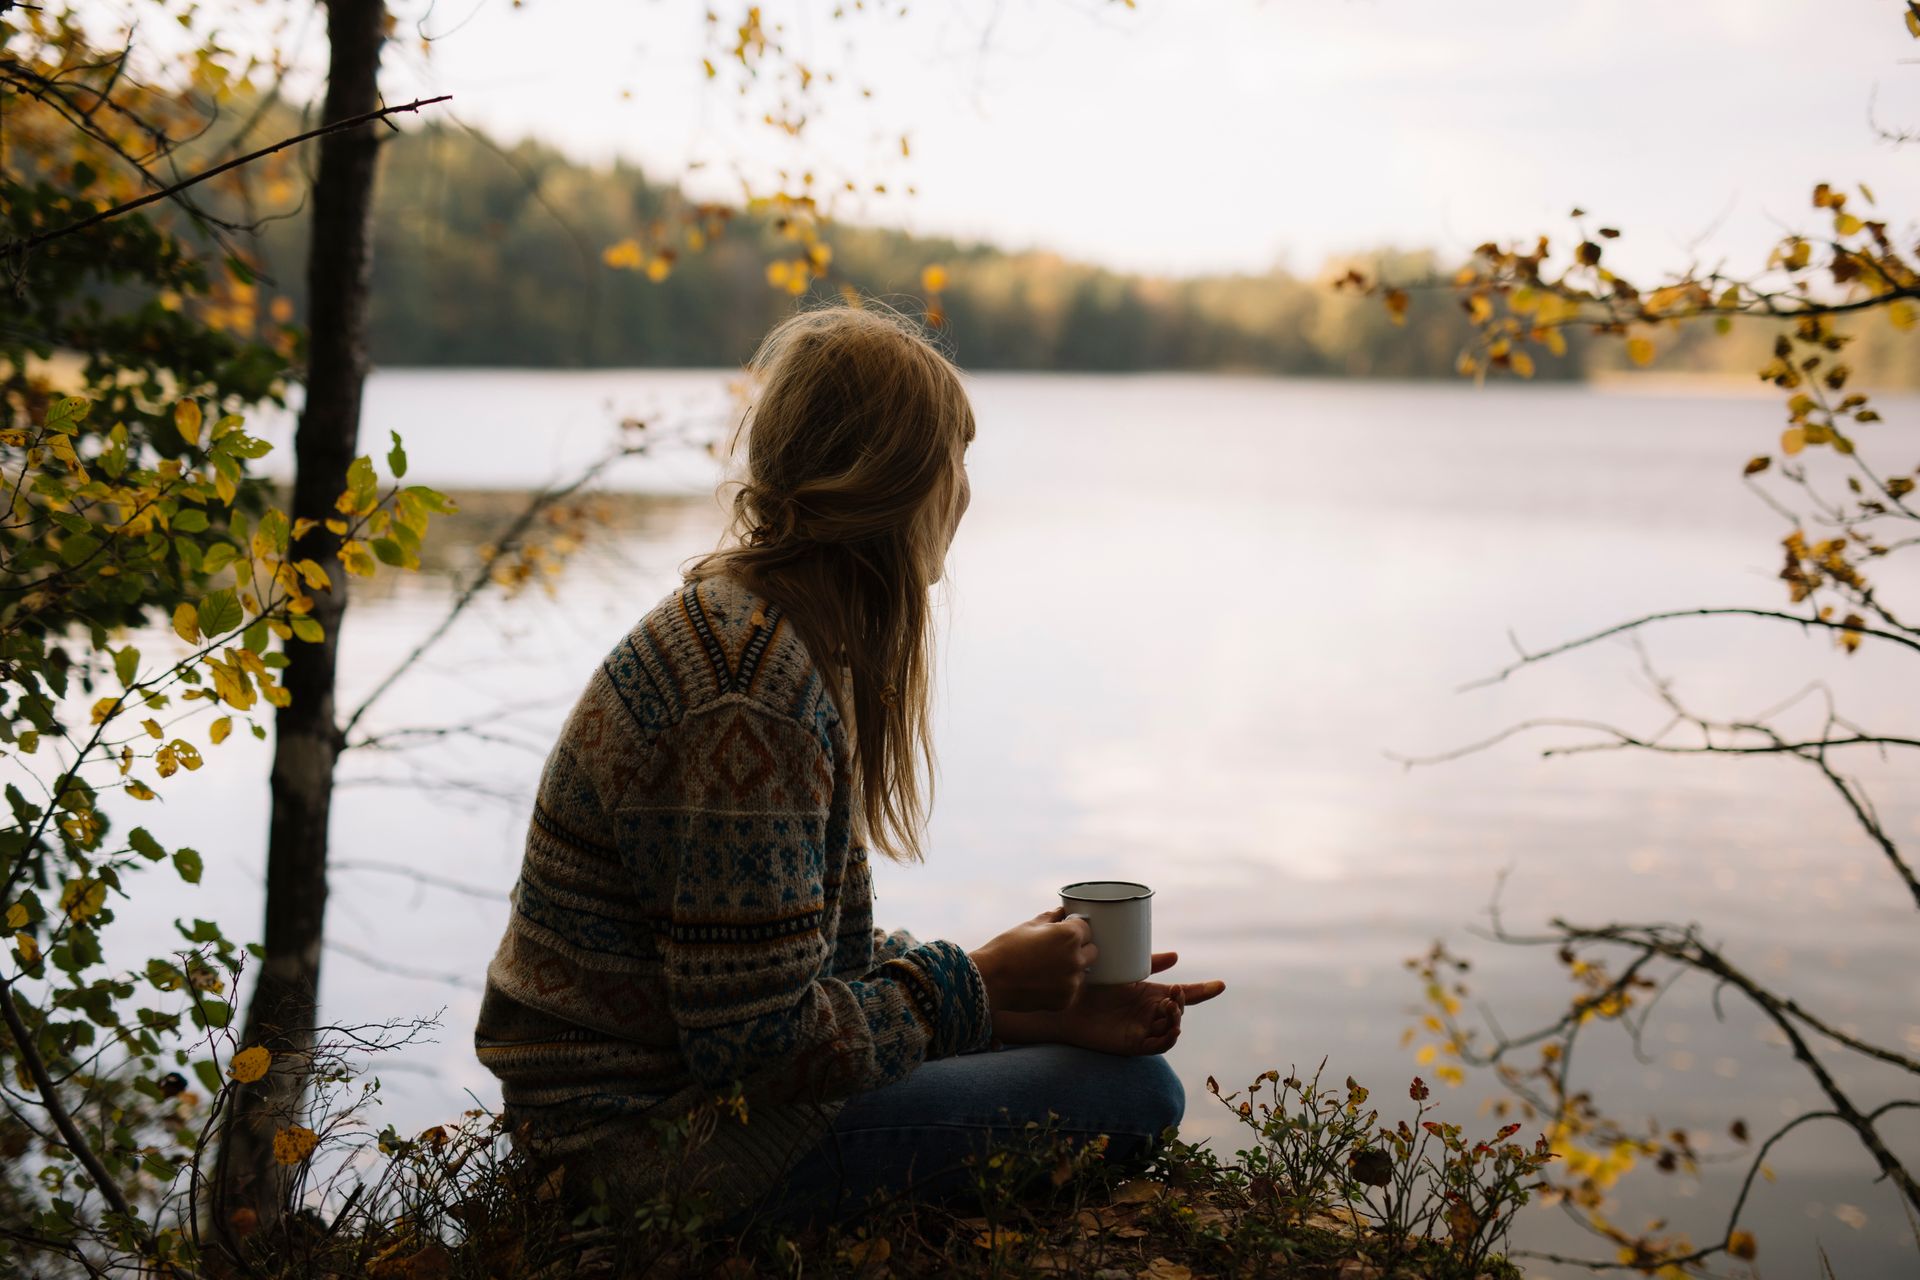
474, 304, 1225, 1221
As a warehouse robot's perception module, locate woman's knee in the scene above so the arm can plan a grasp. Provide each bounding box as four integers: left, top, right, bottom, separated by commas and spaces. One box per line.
1132, 1054, 1185, 1137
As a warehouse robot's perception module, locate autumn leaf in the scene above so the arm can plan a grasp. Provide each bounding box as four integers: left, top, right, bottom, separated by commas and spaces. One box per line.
229, 1046, 272, 1084
1510, 350, 1535, 379
174, 400, 203, 448
972, 1228, 1027, 1250
1138, 1259, 1193, 1280
1890, 300, 1917, 332
173, 602, 200, 644
4, 902, 25, 930
272, 1125, 319, 1165
1727, 1228, 1757, 1260
13, 933, 39, 965
59, 878, 105, 921
921, 264, 949, 292
1626, 336, 1654, 367
1743, 455, 1771, 476
210, 716, 233, 745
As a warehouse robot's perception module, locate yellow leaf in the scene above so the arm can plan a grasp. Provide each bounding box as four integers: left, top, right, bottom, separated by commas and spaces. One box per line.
142, 718, 163, 739
292, 559, 331, 591
1435, 1063, 1466, 1086
229, 1046, 272, 1084
339, 541, 378, 578
1511, 351, 1535, 379
1781, 426, 1807, 455
126, 780, 156, 801
213, 467, 238, 506
13, 933, 38, 965
1467, 293, 1493, 325
272, 1125, 319, 1165
645, 257, 671, 282
1834, 211, 1863, 237
921, 264, 949, 293
173, 400, 203, 447
601, 239, 644, 270
1890, 300, 1917, 332
1543, 328, 1568, 356
1727, 1229, 1757, 1260
173, 602, 200, 644
4, 902, 25, 929
971, 1228, 1027, 1250
292, 517, 318, 541
168, 739, 203, 771
90, 697, 121, 725
210, 717, 233, 745
59, 879, 105, 921
1626, 337, 1655, 367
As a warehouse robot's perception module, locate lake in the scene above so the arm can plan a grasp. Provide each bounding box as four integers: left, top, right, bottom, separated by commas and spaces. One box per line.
125, 369, 1920, 1274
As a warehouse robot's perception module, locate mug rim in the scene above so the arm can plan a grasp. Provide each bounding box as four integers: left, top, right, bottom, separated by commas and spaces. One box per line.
1060, 879, 1154, 903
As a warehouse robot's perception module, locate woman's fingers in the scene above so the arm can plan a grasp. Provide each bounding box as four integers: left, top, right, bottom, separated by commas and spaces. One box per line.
1174, 979, 1227, 1006
1149, 950, 1179, 974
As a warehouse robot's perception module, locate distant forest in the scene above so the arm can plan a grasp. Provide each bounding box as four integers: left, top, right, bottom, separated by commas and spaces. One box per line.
251, 125, 1919, 385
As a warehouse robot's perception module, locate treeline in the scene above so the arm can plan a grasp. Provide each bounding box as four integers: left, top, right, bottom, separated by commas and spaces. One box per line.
251, 125, 1918, 385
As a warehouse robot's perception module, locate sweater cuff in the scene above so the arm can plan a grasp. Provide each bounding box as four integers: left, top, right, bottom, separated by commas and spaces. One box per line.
905, 939, 994, 1058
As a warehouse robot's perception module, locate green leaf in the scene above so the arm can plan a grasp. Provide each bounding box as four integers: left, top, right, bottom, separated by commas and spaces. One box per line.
197, 589, 242, 638
58, 532, 101, 566
114, 646, 140, 688
387, 430, 409, 479
348, 456, 378, 511
45, 397, 90, 433
402, 484, 457, 514
193, 1059, 223, 1094
371, 537, 405, 567
172, 509, 209, 534
200, 543, 238, 575
242, 618, 270, 655
289, 616, 324, 644
129, 828, 165, 861
172, 848, 203, 885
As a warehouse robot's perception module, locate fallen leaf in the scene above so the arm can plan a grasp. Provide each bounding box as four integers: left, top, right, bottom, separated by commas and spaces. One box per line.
1138, 1260, 1192, 1280
1111, 1180, 1164, 1205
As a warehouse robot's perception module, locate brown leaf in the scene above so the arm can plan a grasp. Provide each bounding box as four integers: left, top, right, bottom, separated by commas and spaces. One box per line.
1111, 1180, 1164, 1205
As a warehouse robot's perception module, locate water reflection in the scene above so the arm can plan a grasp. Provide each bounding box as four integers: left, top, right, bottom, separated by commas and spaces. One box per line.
124, 371, 1920, 1273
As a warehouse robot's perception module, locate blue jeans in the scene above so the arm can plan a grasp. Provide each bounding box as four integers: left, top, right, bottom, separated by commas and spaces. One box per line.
759, 1045, 1185, 1222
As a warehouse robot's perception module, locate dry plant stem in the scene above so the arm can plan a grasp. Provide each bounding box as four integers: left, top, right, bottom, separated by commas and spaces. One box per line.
1, 94, 452, 255
0, 970, 139, 1230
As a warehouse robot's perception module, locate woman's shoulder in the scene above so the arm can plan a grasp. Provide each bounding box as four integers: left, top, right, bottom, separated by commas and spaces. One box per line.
630, 574, 841, 736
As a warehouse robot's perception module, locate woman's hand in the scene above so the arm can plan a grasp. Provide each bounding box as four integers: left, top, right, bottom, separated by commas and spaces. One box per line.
970, 907, 1098, 1013
994, 952, 1226, 1056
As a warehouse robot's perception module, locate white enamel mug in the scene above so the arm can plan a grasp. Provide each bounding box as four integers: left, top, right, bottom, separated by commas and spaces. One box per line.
1061, 880, 1153, 985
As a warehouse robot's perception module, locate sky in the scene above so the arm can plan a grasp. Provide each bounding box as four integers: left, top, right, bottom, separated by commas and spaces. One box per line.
172, 0, 1920, 280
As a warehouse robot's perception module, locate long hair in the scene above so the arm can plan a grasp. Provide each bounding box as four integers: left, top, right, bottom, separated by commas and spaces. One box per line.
687, 302, 975, 863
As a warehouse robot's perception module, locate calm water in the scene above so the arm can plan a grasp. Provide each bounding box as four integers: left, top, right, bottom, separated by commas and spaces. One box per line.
122, 370, 1919, 1274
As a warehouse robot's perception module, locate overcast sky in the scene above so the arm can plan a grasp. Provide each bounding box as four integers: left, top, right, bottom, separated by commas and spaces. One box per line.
200, 0, 1920, 280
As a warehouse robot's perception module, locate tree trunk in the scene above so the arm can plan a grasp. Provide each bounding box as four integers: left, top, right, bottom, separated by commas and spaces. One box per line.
214, 0, 387, 1230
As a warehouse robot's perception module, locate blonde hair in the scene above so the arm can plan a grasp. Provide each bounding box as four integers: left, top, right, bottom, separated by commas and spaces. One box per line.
688, 302, 974, 863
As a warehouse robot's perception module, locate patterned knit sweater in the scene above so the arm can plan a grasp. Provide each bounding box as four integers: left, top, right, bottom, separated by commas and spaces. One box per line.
474, 573, 992, 1208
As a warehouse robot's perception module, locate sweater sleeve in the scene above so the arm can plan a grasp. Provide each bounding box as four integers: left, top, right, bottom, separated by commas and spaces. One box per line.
639, 699, 991, 1104
872, 927, 922, 963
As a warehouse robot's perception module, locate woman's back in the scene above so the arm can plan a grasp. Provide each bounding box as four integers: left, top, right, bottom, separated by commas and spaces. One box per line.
474, 573, 991, 1204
